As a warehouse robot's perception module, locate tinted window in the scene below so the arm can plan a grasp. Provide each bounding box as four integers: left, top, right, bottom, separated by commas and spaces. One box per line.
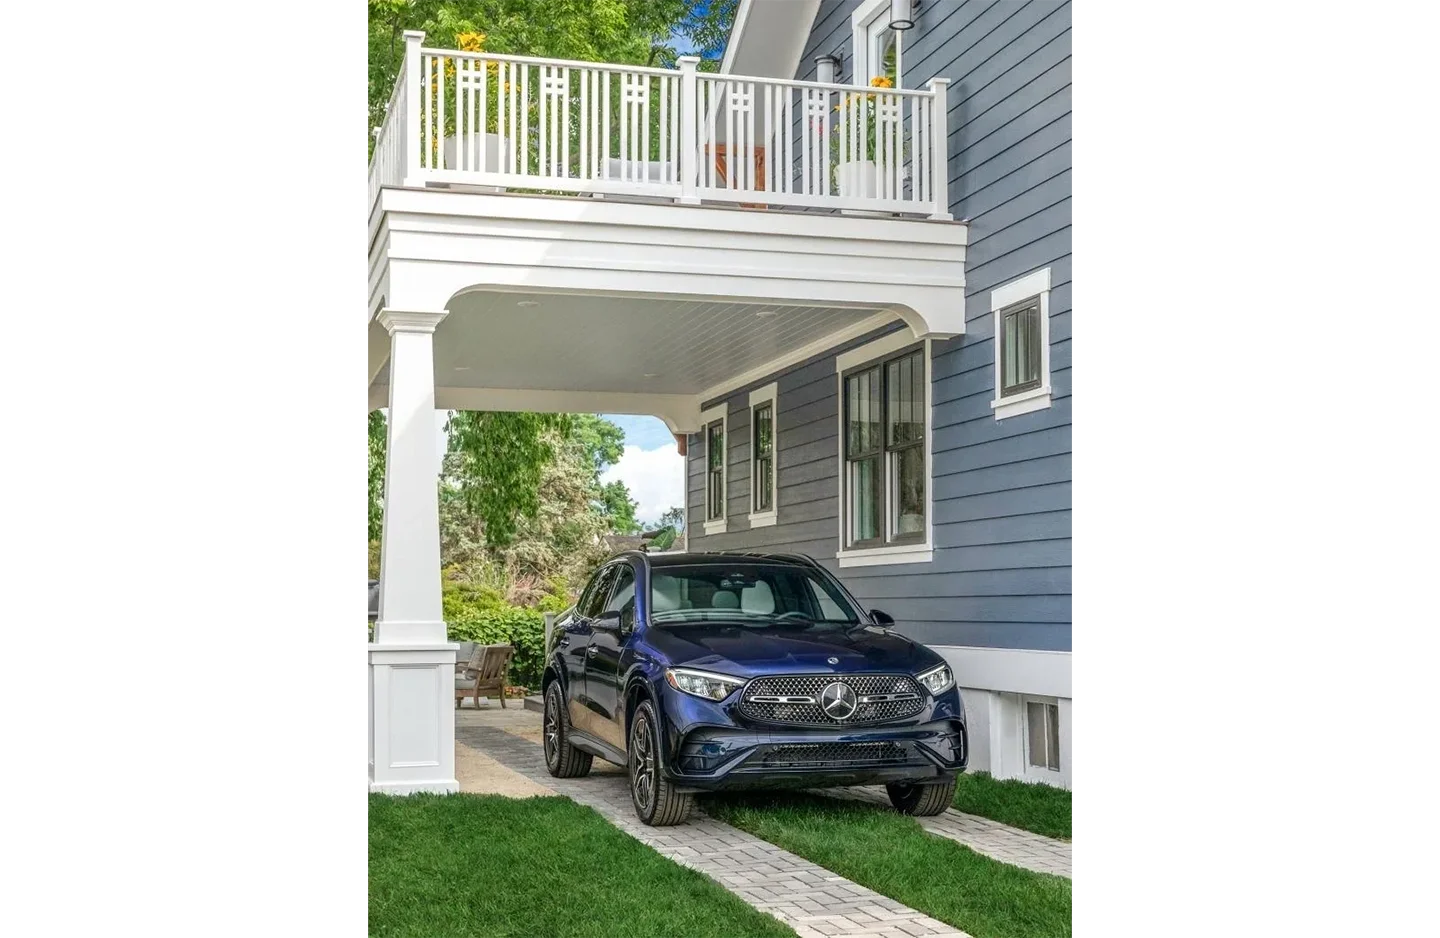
579, 565, 618, 618
649, 563, 861, 629
605, 565, 636, 615
605, 565, 637, 628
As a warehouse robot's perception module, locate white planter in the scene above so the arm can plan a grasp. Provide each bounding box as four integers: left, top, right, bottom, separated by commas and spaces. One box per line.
836, 160, 879, 199
441, 133, 508, 191
603, 158, 675, 184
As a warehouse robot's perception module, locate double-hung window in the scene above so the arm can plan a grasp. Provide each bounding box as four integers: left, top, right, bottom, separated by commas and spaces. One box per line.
991, 267, 1053, 419
748, 382, 778, 527
836, 334, 932, 566
700, 403, 728, 535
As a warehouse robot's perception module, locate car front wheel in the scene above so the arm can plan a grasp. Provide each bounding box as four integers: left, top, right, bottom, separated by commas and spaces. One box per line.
628, 699, 691, 826
543, 682, 593, 778
886, 778, 956, 816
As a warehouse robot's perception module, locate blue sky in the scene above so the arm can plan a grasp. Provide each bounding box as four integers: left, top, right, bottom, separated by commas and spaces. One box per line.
599, 414, 686, 526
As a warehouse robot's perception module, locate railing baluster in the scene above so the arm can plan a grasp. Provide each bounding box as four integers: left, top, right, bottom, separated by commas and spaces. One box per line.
820, 86, 830, 198
437, 55, 446, 169
641, 75, 650, 181
659, 75, 668, 183
602, 70, 611, 179
519, 64, 529, 177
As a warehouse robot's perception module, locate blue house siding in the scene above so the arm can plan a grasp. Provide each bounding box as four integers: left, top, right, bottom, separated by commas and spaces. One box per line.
690, 1, 1071, 655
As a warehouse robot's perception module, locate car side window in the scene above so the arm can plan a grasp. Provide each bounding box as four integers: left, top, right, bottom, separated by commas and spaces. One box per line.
605, 564, 637, 627
579, 565, 617, 619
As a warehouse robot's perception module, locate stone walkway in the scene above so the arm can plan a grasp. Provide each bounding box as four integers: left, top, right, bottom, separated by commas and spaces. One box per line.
824, 787, 1071, 879
477, 704, 1072, 879
456, 722, 969, 938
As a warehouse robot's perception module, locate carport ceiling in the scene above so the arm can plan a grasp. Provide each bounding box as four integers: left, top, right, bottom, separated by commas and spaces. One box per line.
392, 291, 894, 396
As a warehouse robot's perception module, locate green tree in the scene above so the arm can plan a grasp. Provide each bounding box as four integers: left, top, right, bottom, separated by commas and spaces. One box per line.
444, 410, 572, 548
598, 479, 642, 534
368, 0, 738, 132
657, 505, 685, 532
369, 410, 387, 542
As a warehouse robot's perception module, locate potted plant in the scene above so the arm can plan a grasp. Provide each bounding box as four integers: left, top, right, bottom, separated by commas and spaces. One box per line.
830, 76, 905, 201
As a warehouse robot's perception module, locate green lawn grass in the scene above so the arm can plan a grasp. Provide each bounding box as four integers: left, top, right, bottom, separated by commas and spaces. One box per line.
952, 772, 1072, 840
702, 792, 1070, 938
370, 793, 795, 938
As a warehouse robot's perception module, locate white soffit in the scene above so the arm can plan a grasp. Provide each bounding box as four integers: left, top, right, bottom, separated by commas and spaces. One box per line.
373, 290, 892, 396
721, 0, 822, 79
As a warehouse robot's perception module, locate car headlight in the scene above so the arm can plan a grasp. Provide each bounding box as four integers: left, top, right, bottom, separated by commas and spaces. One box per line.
916, 663, 954, 695
664, 667, 745, 701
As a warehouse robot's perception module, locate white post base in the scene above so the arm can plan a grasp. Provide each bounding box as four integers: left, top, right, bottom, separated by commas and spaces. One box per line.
369, 643, 459, 795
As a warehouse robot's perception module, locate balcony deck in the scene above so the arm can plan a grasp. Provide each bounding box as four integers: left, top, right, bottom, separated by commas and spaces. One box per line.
369, 33, 951, 220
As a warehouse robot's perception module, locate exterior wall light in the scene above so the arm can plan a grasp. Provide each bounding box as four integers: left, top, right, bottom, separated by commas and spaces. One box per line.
814, 52, 840, 85
889, 0, 917, 31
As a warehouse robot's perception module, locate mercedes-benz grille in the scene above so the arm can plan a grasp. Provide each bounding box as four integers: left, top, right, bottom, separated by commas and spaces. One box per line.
737, 674, 925, 726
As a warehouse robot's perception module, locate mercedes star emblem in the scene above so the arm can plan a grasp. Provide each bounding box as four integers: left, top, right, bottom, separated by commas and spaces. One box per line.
819, 681, 858, 721
826, 656, 840, 665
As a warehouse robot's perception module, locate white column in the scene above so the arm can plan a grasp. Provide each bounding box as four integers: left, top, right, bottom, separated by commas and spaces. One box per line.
925, 77, 952, 221
402, 30, 425, 187
369, 307, 457, 795
677, 56, 700, 205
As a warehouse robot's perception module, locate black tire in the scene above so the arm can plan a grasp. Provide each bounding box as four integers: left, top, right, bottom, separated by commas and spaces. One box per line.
886, 778, 957, 816
543, 682, 592, 778
628, 700, 692, 826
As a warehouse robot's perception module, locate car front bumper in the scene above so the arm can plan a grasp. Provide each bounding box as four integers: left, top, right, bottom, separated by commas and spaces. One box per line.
659, 687, 967, 792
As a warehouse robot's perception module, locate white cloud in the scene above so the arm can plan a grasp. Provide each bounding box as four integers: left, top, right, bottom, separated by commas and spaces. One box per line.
602, 444, 685, 526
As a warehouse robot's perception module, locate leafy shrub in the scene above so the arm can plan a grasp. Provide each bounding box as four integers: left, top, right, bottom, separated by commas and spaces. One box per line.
447, 604, 547, 690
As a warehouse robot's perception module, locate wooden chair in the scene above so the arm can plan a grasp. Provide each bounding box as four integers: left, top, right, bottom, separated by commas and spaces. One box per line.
455, 643, 514, 709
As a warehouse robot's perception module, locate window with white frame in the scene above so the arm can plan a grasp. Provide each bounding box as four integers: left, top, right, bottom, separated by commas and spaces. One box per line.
748, 383, 778, 527
1024, 698, 1062, 774
990, 267, 1053, 420
835, 333, 933, 567
700, 403, 727, 535
852, 0, 903, 86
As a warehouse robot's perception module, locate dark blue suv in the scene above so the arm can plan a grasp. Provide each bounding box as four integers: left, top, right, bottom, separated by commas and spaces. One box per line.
541, 550, 967, 826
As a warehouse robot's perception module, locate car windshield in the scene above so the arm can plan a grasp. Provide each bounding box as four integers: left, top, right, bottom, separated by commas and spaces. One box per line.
648, 563, 862, 628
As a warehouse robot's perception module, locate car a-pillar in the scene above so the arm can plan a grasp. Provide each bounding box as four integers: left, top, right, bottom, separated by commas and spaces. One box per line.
369, 307, 459, 795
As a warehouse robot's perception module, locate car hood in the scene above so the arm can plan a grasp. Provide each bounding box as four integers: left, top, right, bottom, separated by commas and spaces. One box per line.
644, 622, 940, 678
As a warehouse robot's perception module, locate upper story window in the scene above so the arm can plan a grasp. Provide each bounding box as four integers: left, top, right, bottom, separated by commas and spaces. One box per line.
700, 403, 728, 535
990, 268, 1053, 420
748, 382, 778, 528
853, 0, 903, 86
835, 332, 933, 568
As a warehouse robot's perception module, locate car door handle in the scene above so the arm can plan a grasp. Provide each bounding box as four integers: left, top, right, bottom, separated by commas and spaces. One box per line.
587, 646, 599, 656
557, 636, 570, 648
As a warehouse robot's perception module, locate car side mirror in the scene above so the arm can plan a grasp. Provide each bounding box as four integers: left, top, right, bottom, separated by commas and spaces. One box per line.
869, 609, 895, 627
594, 610, 623, 631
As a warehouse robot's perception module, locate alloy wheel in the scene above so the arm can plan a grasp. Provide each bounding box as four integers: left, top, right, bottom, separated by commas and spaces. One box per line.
543, 687, 561, 769
630, 712, 656, 813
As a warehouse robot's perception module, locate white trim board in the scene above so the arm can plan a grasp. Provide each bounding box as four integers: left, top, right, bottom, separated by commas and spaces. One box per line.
931, 645, 1071, 699
700, 403, 728, 535
990, 266, 1054, 421
834, 335, 935, 567
747, 382, 779, 528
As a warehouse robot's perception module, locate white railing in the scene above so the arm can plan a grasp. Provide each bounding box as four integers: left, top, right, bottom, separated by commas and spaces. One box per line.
369, 30, 950, 219
369, 64, 406, 208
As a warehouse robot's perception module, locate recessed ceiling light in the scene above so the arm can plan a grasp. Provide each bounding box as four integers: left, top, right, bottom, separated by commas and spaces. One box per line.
516, 300, 540, 308
453, 366, 470, 371
643, 373, 660, 378
756, 308, 779, 317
